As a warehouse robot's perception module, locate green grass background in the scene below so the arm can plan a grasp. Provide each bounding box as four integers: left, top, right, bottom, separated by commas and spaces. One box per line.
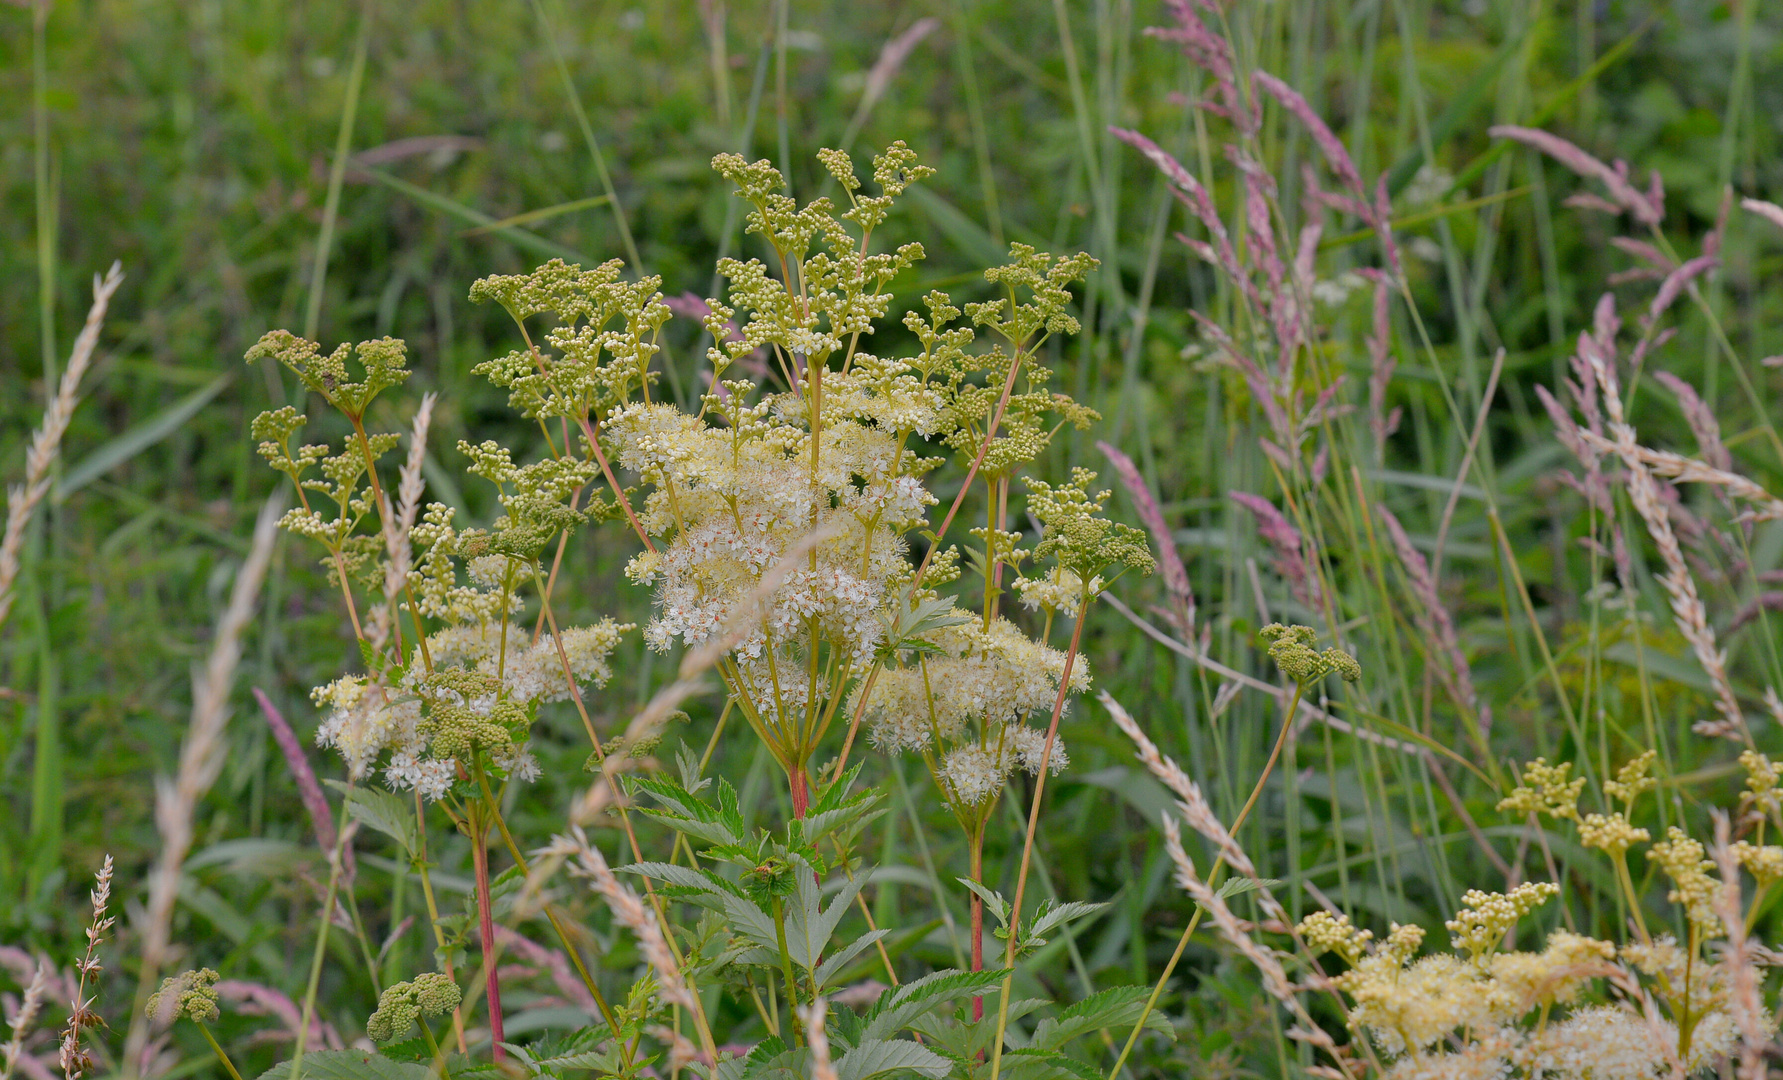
3, 0, 1782, 1075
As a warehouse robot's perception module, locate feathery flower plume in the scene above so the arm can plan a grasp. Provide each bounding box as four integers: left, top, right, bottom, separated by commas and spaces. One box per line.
58, 857, 114, 1080
1574, 430, 1783, 524
1251, 72, 1364, 201
1161, 816, 1339, 1063
1101, 691, 1265, 888
1108, 127, 1249, 296
252, 689, 341, 862
547, 827, 694, 1009
0, 263, 125, 632
1741, 197, 1783, 234
2, 961, 48, 1080
1376, 506, 1490, 737
798, 1000, 839, 1080
1647, 255, 1718, 326
1365, 277, 1401, 454
850, 18, 939, 137
1582, 342, 1746, 740
1097, 441, 1193, 633
129, 496, 282, 1067
1712, 813, 1769, 1080
1652, 371, 1731, 473
1491, 125, 1662, 225
1145, 0, 1247, 131
1230, 492, 1323, 610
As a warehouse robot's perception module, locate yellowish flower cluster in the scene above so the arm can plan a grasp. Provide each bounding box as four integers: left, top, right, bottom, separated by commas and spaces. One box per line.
1732, 840, 1783, 888
1444, 882, 1559, 960
1496, 758, 1584, 821
1603, 749, 1658, 803
311, 674, 424, 785
1298, 910, 1373, 965
1011, 567, 1101, 619
1577, 811, 1650, 855
1383, 1003, 1738, 1080
1740, 749, 1781, 815
1304, 895, 1631, 1066
1647, 828, 1723, 938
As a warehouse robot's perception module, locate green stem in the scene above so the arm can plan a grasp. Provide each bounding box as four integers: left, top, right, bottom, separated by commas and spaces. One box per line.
197, 1024, 244, 1080
988, 600, 1089, 1080
772, 896, 802, 1035
293, 826, 351, 1080
413, 791, 468, 1053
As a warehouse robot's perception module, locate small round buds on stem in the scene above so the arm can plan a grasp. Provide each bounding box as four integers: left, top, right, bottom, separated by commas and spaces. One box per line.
145, 969, 221, 1027
1258, 623, 1360, 685
366, 973, 461, 1043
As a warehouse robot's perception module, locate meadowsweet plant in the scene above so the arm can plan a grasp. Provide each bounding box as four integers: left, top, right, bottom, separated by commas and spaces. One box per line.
164, 141, 1185, 1080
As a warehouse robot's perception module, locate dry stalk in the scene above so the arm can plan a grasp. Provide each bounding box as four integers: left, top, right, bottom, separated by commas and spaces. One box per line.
57, 856, 113, 1080
1, 960, 49, 1080
125, 494, 283, 1073
1586, 352, 1746, 741
0, 263, 124, 632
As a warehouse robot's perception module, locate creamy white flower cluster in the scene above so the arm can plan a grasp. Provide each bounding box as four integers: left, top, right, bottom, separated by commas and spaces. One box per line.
853, 619, 1088, 807
612, 396, 929, 668
310, 597, 628, 800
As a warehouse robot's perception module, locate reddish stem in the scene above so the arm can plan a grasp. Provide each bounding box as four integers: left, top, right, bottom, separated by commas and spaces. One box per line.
470, 815, 505, 1059
790, 767, 810, 819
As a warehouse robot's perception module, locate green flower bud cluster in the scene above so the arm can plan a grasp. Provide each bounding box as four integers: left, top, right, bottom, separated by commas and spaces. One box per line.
1258, 623, 1360, 685
246, 331, 411, 421
1026, 468, 1154, 584
146, 968, 220, 1025
968, 244, 1099, 346
366, 972, 460, 1043
469, 258, 669, 420
422, 699, 526, 762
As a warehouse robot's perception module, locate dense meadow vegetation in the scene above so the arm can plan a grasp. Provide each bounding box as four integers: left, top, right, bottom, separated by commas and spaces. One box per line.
5, 1, 1783, 1077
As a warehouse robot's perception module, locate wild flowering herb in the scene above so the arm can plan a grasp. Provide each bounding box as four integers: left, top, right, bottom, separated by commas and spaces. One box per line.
217, 140, 1184, 1080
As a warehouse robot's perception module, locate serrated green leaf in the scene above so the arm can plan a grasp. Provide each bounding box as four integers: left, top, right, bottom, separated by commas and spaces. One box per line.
956, 877, 1012, 927
813, 927, 892, 989
835, 1040, 951, 1080
862, 969, 1009, 1042
998, 1048, 1105, 1080
324, 781, 420, 860
1028, 985, 1173, 1052
1026, 899, 1109, 941
1215, 877, 1284, 901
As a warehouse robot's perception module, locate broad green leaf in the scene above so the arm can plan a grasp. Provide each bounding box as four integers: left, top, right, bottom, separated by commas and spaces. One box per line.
1029, 985, 1173, 1052
862, 969, 1009, 1042
813, 927, 892, 988
834, 1039, 952, 1080
1214, 877, 1283, 901
1026, 899, 1109, 942
998, 1048, 1104, 1080
324, 781, 420, 860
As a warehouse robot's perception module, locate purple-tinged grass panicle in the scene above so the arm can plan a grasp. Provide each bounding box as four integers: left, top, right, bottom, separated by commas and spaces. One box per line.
1097, 441, 1193, 634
